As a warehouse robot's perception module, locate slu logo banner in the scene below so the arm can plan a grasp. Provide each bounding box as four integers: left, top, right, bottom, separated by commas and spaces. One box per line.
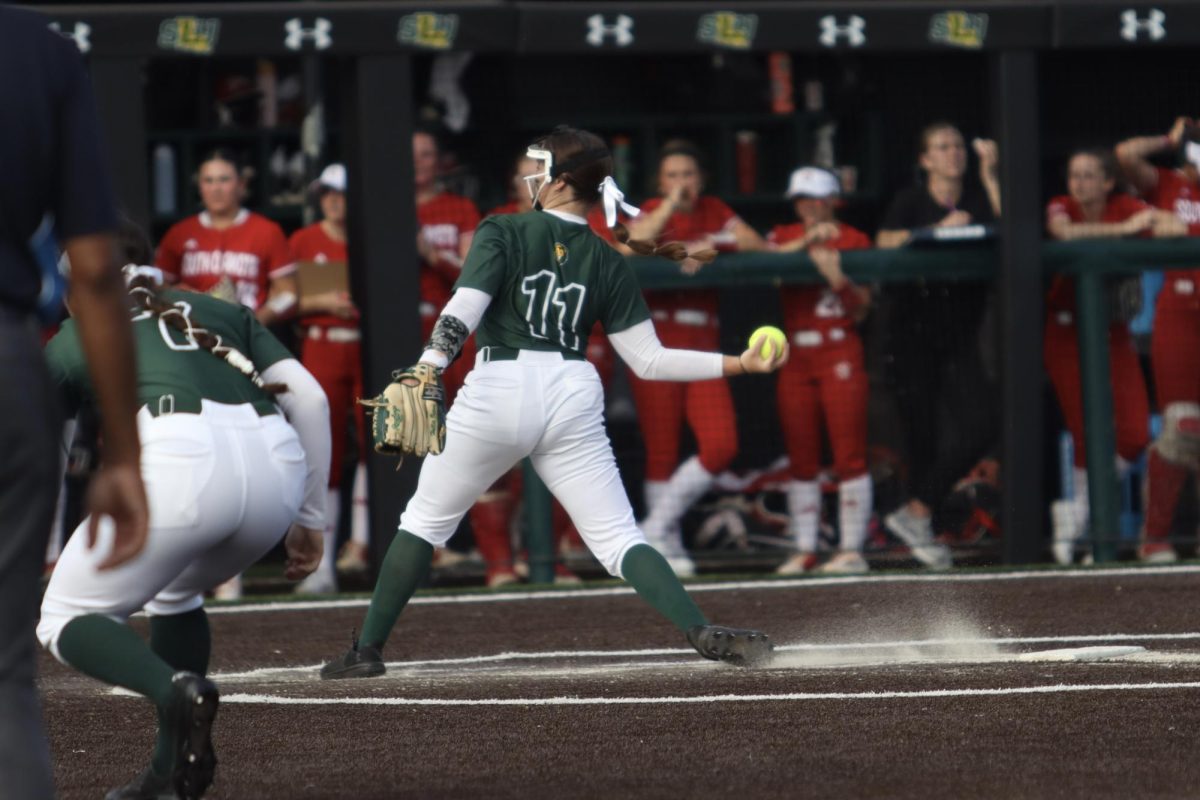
398, 12, 459, 49
928, 11, 989, 49
696, 12, 758, 49
157, 16, 220, 54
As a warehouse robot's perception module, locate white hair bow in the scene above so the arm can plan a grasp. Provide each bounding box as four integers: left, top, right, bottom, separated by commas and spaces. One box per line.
599, 176, 640, 228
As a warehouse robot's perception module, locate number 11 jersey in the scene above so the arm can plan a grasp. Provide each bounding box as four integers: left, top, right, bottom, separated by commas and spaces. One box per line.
455, 210, 650, 355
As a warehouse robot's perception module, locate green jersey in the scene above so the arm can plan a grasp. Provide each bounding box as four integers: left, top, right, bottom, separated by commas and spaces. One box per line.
45, 289, 292, 415
455, 211, 650, 355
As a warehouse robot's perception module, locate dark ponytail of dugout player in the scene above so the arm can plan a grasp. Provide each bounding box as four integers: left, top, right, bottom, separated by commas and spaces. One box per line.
114, 216, 287, 396
532, 127, 717, 265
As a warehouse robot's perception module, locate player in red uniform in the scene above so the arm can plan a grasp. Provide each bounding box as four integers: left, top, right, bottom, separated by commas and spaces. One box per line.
767, 167, 873, 574
415, 129, 481, 405
288, 164, 371, 591
1117, 120, 1200, 562
156, 149, 296, 326
1043, 148, 1182, 563
623, 140, 766, 576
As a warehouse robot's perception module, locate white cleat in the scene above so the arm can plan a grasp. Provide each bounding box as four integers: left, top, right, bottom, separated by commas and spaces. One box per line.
817, 551, 870, 574
885, 508, 952, 569
776, 552, 818, 575
295, 572, 337, 595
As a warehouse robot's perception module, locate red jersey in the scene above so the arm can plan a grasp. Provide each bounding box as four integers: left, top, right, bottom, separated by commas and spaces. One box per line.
587, 207, 615, 240
768, 222, 872, 333
1149, 167, 1200, 310
1044, 193, 1148, 314
640, 195, 739, 318
289, 222, 354, 329
156, 209, 294, 311
418, 192, 481, 311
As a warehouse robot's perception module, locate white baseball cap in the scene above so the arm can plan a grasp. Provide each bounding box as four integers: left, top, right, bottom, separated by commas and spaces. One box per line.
785, 166, 840, 199
311, 163, 347, 193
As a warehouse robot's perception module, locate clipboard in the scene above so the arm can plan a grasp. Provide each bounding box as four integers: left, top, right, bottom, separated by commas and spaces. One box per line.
296, 259, 349, 298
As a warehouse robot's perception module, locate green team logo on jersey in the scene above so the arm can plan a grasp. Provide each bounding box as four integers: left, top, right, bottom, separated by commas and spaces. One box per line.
554, 242, 569, 266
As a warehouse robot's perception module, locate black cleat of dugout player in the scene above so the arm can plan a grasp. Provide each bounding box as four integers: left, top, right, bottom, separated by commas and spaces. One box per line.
321, 633, 385, 680
687, 625, 775, 666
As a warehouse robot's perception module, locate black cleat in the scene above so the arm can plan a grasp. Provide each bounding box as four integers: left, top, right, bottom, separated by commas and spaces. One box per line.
166, 672, 219, 800
104, 766, 178, 800
320, 635, 385, 680
687, 625, 775, 666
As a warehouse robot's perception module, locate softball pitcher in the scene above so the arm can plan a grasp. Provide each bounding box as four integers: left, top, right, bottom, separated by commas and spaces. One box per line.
39, 229, 330, 800
322, 127, 785, 679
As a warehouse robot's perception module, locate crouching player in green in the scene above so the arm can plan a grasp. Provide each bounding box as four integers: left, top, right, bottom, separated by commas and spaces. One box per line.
39, 224, 330, 800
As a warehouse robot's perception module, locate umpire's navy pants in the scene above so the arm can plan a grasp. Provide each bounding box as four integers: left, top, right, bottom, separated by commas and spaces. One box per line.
0, 306, 60, 799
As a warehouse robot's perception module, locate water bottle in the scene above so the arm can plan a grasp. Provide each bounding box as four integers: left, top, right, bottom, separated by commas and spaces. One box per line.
153, 144, 177, 216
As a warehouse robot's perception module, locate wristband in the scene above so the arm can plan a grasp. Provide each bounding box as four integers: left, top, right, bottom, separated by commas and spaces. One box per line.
267, 291, 297, 315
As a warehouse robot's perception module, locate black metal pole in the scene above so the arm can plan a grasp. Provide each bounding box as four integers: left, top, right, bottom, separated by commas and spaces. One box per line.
88, 57, 149, 230
343, 54, 420, 564
992, 50, 1044, 564
1075, 270, 1120, 562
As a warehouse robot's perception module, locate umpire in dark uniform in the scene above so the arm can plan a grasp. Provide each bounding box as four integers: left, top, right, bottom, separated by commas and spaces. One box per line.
0, 8, 149, 798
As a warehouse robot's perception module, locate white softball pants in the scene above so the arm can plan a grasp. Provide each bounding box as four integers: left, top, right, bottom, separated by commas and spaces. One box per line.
400, 350, 647, 576
38, 401, 306, 660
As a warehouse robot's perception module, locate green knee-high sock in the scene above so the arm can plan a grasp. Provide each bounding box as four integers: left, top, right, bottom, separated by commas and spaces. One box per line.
149, 608, 212, 777
359, 530, 434, 650
57, 615, 176, 705
621, 544, 708, 632
150, 607, 211, 676
57, 615, 179, 776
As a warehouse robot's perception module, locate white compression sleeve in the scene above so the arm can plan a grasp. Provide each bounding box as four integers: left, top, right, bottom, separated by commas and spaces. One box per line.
261, 359, 330, 530
608, 319, 724, 382
420, 287, 494, 367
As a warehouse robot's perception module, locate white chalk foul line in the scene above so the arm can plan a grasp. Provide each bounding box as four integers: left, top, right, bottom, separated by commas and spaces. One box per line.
220, 681, 1200, 706
210, 631, 1200, 681
205, 564, 1200, 615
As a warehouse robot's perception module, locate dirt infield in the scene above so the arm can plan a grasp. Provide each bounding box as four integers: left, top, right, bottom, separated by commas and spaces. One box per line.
39, 566, 1200, 799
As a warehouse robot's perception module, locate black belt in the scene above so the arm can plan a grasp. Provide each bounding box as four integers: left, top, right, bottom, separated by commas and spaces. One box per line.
144, 394, 278, 418
479, 346, 585, 362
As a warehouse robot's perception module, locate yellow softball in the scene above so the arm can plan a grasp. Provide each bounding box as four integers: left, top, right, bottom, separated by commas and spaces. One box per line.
748, 326, 787, 359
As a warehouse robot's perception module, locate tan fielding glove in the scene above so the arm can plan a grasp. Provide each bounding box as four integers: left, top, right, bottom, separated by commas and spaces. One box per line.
359, 363, 447, 459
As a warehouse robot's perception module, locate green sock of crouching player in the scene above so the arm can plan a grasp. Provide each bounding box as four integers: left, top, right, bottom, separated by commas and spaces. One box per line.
57, 615, 178, 774
620, 544, 707, 632
358, 530, 434, 650
149, 608, 212, 775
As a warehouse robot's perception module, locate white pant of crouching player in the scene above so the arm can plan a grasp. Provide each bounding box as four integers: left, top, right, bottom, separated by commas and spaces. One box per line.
38, 401, 306, 657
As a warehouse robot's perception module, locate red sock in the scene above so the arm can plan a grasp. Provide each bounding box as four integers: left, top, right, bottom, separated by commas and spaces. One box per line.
469, 494, 515, 572
1143, 448, 1191, 541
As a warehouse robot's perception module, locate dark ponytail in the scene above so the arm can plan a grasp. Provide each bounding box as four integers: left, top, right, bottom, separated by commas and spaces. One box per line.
126, 274, 287, 396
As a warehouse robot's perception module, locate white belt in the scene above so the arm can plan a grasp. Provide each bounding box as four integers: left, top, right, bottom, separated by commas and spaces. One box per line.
651, 309, 711, 327
792, 328, 846, 347
308, 326, 361, 343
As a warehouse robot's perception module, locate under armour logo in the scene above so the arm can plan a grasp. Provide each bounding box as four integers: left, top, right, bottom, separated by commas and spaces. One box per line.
1120, 8, 1166, 41
818, 15, 866, 48
284, 17, 333, 51
586, 14, 634, 47
50, 21, 91, 53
